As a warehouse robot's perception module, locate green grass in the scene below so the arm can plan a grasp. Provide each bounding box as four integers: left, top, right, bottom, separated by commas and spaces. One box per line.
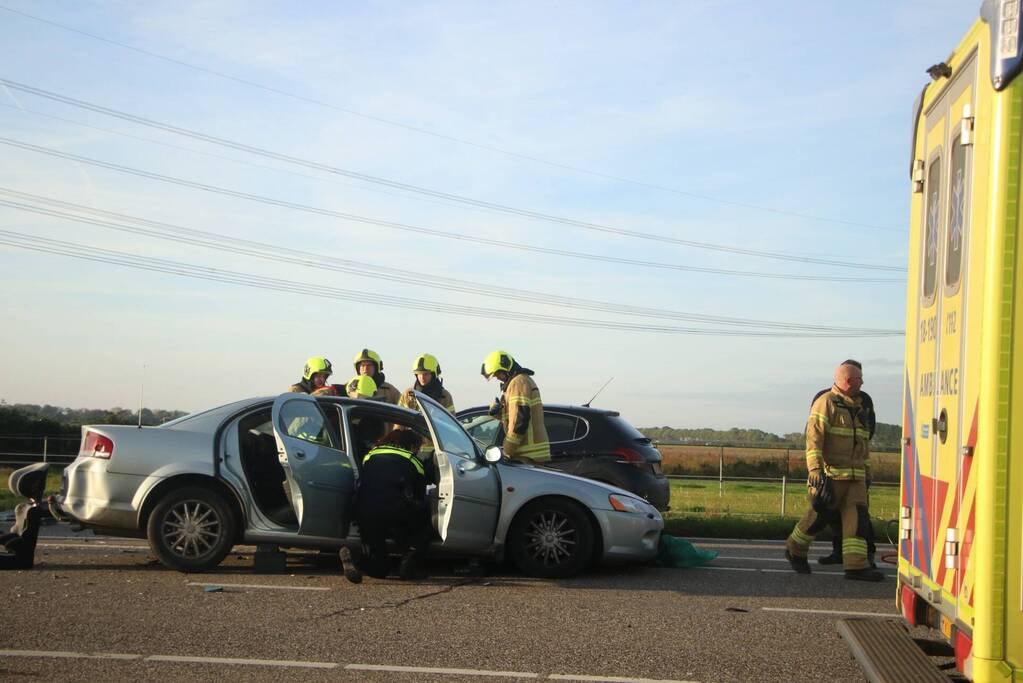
662, 478, 900, 540
0, 468, 64, 511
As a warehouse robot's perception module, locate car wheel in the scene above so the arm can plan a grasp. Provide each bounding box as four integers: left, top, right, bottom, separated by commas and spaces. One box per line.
146, 486, 236, 572
508, 498, 594, 578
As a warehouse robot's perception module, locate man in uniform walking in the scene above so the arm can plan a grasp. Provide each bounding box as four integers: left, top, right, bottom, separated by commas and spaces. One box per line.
785, 361, 883, 581
480, 350, 550, 464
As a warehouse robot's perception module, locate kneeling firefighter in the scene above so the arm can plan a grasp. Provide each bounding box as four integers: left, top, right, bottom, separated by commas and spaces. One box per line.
480, 350, 550, 464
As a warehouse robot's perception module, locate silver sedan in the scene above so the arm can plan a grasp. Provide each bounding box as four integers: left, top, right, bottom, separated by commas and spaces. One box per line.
45, 392, 663, 577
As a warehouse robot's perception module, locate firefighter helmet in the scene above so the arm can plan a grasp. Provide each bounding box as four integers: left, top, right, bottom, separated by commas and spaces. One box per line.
353, 348, 383, 373
412, 353, 441, 376
302, 356, 333, 381
346, 375, 377, 399
480, 350, 514, 380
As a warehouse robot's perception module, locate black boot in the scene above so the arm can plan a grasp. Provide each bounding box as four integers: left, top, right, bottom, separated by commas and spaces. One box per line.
817, 553, 843, 565
844, 567, 884, 582
785, 550, 811, 574
338, 547, 363, 584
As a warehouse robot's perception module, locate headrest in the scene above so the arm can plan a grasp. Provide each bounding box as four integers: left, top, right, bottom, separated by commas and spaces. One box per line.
8, 463, 50, 501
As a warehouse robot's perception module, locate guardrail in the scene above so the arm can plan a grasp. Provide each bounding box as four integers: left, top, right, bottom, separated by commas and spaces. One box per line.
0, 435, 79, 467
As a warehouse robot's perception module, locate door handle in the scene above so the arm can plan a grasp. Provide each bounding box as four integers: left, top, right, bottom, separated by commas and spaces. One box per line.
933, 409, 948, 444
295, 450, 306, 459
457, 465, 465, 475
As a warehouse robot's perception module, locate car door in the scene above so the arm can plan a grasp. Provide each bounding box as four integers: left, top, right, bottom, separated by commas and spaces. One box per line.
271, 393, 355, 539
417, 392, 500, 551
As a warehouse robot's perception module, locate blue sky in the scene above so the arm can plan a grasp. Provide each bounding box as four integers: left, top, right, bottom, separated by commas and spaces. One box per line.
0, 1, 978, 433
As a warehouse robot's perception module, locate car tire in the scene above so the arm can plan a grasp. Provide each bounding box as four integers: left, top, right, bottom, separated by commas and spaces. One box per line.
508, 498, 594, 578
146, 486, 236, 572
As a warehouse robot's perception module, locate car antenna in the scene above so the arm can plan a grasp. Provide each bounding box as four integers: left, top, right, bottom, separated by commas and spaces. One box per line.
582, 377, 614, 407
137, 363, 146, 429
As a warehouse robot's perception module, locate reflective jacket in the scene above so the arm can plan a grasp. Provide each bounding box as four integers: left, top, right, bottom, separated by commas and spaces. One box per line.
806, 386, 871, 480
500, 371, 550, 463
398, 385, 455, 413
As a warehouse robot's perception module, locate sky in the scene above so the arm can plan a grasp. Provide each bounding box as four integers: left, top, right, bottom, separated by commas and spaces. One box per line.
0, 1, 980, 434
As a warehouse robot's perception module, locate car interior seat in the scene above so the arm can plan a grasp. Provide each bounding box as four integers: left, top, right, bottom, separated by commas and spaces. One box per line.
1, 463, 49, 570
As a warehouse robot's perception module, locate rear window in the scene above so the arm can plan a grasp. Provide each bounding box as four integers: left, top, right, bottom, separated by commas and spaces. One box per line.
605, 414, 649, 442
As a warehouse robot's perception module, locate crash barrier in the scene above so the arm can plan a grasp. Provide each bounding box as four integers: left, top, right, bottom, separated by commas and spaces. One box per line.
0, 435, 79, 467
665, 474, 899, 519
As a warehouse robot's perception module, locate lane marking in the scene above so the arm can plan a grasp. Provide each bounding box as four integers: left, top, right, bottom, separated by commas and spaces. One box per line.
549, 675, 700, 683
346, 663, 538, 678
716, 555, 896, 571
0, 649, 704, 681
146, 654, 337, 668
37, 542, 149, 551
186, 582, 329, 592
761, 607, 902, 618
692, 566, 756, 572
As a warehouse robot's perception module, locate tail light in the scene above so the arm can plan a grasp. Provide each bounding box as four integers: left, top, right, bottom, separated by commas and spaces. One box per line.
81, 431, 113, 459
954, 629, 972, 678
614, 447, 645, 466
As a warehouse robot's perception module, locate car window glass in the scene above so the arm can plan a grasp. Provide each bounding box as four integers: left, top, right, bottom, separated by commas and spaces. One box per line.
318, 402, 347, 452
545, 413, 579, 442
460, 413, 501, 446
421, 399, 476, 460
280, 400, 338, 448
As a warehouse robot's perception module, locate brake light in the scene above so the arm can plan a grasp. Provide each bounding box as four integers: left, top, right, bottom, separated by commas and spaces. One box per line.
954, 629, 972, 678
614, 447, 644, 466
81, 431, 113, 459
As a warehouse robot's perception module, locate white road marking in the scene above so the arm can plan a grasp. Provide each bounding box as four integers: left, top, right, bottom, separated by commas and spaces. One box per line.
692, 566, 757, 572
549, 675, 700, 683
0, 649, 705, 681
186, 582, 330, 592
37, 542, 148, 551
762, 607, 902, 618
346, 663, 538, 677
147, 654, 337, 668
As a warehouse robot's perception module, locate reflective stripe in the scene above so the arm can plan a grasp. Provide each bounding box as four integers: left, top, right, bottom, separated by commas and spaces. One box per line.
826, 426, 856, 436
506, 396, 542, 406
809, 412, 829, 424
504, 433, 523, 444
824, 466, 867, 479
842, 538, 868, 556
790, 526, 814, 547
516, 442, 551, 461
363, 446, 425, 476
805, 449, 823, 457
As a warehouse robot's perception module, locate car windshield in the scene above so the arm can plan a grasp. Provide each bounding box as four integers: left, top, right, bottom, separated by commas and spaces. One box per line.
460, 413, 500, 448
420, 396, 477, 460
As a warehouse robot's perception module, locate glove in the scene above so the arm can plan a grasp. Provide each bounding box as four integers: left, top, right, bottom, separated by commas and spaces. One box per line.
808, 469, 835, 511
488, 397, 504, 417
807, 469, 826, 489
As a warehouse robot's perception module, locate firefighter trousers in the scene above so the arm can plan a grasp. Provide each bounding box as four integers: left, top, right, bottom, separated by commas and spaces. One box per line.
786, 479, 870, 571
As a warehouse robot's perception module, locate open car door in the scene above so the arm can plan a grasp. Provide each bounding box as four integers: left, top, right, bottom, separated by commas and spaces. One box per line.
271, 393, 355, 539
416, 391, 500, 551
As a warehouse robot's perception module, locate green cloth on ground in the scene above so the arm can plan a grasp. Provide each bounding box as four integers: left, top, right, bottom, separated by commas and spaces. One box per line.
656, 534, 718, 568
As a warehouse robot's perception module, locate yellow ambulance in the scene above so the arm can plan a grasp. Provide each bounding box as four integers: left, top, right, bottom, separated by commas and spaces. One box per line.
849, 2, 1023, 681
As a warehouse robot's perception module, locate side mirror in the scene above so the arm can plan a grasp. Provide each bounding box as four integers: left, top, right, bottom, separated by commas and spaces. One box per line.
484, 446, 503, 464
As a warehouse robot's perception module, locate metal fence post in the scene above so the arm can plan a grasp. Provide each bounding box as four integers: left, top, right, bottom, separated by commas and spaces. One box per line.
43, 436, 48, 464
718, 446, 724, 497
781, 475, 787, 517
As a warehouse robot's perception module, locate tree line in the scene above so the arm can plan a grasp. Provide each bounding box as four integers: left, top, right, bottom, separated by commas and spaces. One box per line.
638, 423, 903, 452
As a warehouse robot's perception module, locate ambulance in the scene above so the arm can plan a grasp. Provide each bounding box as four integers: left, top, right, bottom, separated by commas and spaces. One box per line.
840, 2, 1023, 681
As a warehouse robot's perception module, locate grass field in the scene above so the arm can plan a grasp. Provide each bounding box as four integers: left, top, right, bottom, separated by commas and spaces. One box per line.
657, 444, 901, 482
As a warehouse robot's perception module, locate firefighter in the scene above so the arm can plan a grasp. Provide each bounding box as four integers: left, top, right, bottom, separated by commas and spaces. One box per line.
785, 362, 883, 581
341, 429, 433, 582
288, 356, 335, 394
398, 353, 455, 413
353, 349, 402, 404
480, 350, 550, 464
816, 359, 878, 568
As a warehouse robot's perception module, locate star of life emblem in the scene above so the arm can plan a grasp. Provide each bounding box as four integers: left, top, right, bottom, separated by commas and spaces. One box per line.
949, 168, 964, 253
927, 190, 940, 267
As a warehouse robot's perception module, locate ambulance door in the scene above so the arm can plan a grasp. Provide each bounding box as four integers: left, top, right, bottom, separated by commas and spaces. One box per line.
937, 55, 977, 621
912, 92, 946, 589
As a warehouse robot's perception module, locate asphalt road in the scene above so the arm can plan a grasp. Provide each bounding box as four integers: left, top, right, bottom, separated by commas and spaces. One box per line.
0, 527, 928, 682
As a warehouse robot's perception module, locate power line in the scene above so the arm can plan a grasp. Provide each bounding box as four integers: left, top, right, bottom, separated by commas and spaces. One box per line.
0, 136, 907, 274
0, 79, 909, 267
0, 188, 904, 333
0, 4, 904, 233
0, 229, 904, 337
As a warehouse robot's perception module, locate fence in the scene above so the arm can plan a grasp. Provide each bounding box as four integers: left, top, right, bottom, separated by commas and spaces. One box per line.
656, 443, 901, 483
0, 435, 79, 467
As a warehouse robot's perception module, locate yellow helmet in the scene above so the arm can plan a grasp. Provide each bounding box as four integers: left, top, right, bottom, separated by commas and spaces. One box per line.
302, 356, 333, 381
412, 353, 441, 376
346, 375, 377, 399
480, 350, 514, 380
353, 348, 383, 373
